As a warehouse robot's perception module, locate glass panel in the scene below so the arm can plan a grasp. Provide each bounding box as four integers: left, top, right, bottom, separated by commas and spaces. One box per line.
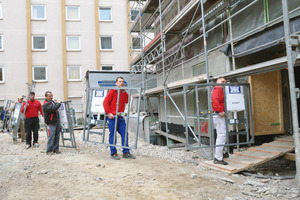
34, 67, 46, 80
0, 68, 3, 81
68, 66, 80, 80
32, 5, 45, 19
67, 36, 80, 50
67, 6, 79, 20
100, 37, 112, 49
69, 98, 83, 112
0, 3, 3, 19
101, 66, 113, 70
131, 10, 139, 21
33, 36, 45, 49
132, 37, 141, 49
99, 8, 111, 20
0, 36, 2, 49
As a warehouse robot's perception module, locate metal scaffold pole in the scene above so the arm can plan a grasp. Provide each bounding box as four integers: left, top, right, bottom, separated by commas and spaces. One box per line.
200, 0, 213, 158
138, 0, 146, 112
158, 0, 169, 146
282, 0, 300, 192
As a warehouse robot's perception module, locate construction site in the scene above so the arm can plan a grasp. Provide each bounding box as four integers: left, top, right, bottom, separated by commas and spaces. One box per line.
1, 0, 300, 199
126, 0, 300, 174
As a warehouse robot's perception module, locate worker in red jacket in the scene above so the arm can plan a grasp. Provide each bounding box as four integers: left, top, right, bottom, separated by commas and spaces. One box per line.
211, 77, 228, 165
21, 92, 43, 149
103, 77, 135, 160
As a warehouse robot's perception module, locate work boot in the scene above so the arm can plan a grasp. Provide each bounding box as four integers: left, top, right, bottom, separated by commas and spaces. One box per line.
111, 153, 120, 160
213, 158, 228, 165
53, 150, 62, 154
223, 152, 229, 158
123, 153, 136, 159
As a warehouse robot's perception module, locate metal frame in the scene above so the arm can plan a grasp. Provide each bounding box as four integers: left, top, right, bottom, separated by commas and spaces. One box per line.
60, 101, 77, 148
83, 86, 142, 151
1, 100, 14, 136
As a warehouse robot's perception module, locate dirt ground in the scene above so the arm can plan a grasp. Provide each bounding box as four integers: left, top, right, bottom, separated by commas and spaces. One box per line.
0, 130, 299, 200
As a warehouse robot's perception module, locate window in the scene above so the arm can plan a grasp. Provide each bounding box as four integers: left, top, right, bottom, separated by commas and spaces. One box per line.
69, 97, 83, 113
131, 9, 139, 22
67, 36, 81, 51
101, 65, 113, 71
31, 5, 46, 20
132, 36, 141, 50
0, 35, 3, 51
100, 36, 113, 50
66, 6, 80, 21
99, 7, 111, 21
0, 3, 3, 19
67, 66, 81, 81
33, 66, 47, 81
32, 35, 46, 50
0, 67, 4, 83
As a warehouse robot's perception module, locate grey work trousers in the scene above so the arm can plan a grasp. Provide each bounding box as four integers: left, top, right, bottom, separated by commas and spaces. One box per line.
46, 124, 61, 152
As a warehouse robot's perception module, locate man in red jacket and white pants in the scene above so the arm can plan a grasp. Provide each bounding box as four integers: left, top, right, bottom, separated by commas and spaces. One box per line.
211, 77, 228, 165
103, 77, 136, 160
21, 92, 43, 149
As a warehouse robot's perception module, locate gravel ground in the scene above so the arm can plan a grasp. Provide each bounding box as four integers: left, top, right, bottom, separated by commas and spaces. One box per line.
0, 129, 299, 200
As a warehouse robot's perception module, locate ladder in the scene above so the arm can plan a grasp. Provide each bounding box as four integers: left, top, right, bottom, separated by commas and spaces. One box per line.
58, 101, 77, 148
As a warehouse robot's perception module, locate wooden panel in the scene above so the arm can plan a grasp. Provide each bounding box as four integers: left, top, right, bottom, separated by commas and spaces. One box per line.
283, 153, 295, 161
249, 70, 284, 135
201, 136, 294, 174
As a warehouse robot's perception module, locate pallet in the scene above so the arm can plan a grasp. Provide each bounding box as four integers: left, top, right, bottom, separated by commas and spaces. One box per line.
201, 136, 295, 174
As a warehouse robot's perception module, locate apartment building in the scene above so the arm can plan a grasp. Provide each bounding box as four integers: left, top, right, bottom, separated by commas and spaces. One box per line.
0, 0, 135, 118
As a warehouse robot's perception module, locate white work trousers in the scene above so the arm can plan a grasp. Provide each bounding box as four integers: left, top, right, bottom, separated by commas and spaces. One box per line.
213, 114, 226, 160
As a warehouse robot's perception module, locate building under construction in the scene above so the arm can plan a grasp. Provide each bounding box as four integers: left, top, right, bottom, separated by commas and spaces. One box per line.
127, 0, 300, 172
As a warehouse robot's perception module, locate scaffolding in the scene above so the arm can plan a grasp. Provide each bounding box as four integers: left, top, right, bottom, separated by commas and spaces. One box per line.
128, 0, 300, 188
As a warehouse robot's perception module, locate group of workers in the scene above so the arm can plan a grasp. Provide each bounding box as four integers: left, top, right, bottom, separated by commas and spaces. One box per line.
5, 91, 62, 155
2, 77, 136, 160
2, 76, 228, 164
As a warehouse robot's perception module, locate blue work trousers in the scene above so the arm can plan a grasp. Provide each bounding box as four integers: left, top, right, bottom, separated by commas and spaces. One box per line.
46, 124, 61, 152
107, 117, 130, 155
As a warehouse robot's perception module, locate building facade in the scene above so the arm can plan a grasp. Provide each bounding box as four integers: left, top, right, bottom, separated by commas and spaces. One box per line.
0, 0, 133, 119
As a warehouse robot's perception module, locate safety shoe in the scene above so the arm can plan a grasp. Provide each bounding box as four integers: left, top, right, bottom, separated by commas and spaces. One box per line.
123, 153, 136, 159
223, 152, 229, 158
25, 144, 31, 149
53, 150, 62, 154
46, 151, 53, 155
33, 143, 39, 148
213, 158, 228, 165
111, 153, 120, 160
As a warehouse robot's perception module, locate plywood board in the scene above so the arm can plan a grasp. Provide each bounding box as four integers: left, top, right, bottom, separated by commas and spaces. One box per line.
201, 136, 294, 174
249, 70, 284, 135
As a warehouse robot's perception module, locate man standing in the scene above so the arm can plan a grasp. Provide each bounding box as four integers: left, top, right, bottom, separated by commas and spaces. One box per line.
212, 77, 228, 165
42, 91, 62, 155
21, 92, 43, 149
103, 77, 135, 160
10, 96, 25, 142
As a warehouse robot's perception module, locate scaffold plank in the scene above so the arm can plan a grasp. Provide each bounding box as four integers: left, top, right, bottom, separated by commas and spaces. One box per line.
201, 136, 295, 174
